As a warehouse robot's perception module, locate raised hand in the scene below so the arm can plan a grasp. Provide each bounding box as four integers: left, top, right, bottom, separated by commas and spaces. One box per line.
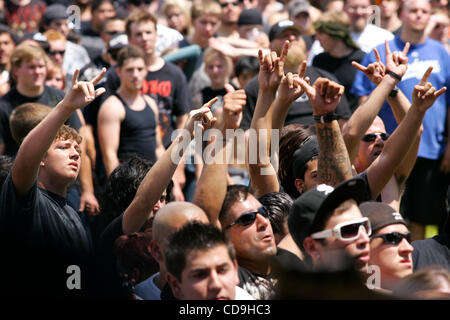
412, 66, 447, 112
296, 77, 344, 115
352, 48, 386, 85
258, 40, 289, 93
184, 97, 218, 137
63, 68, 106, 110
277, 72, 306, 104
220, 84, 246, 131
385, 40, 409, 80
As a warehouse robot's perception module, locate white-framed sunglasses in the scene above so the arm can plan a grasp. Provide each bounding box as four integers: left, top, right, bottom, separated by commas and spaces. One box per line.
311, 217, 372, 242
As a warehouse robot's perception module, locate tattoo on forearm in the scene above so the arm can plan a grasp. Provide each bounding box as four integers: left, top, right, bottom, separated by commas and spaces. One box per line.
317, 124, 353, 186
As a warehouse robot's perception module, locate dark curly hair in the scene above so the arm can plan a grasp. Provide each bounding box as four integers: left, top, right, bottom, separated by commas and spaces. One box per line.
259, 191, 293, 238
100, 155, 156, 224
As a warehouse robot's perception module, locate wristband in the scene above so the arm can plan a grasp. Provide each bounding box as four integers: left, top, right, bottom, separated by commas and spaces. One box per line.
313, 113, 339, 123
386, 70, 402, 82
389, 86, 399, 98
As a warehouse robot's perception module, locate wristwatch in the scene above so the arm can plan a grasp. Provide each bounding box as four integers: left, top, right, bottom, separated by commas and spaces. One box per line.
389, 86, 399, 98
313, 113, 339, 123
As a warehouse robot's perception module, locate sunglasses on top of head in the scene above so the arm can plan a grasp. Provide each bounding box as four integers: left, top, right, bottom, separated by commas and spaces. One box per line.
224, 206, 269, 230
311, 217, 372, 242
370, 232, 412, 245
362, 132, 390, 142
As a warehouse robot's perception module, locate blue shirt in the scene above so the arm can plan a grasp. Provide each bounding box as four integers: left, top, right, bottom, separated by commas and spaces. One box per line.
351, 36, 450, 160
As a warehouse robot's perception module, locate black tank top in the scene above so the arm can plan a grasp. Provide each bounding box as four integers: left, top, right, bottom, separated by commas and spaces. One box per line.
114, 93, 157, 163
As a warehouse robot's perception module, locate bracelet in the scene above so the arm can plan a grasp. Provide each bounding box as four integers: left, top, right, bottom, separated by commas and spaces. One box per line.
313, 112, 339, 123
389, 86, 399, 98
386, 70, 402, 82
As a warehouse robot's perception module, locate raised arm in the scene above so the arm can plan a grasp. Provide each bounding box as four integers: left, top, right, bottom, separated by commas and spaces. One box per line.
248, 43, 289, 196
122, 98, 217, 234
343, 42, 409, 163
193, 91, 245, 228
367, 67, 447, 198
296, 77, 352, 186
12, 69, 106, 197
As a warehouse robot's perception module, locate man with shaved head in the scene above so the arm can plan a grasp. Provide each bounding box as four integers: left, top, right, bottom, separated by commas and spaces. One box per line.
94, 100, 216, 298
134, 201, 209, 300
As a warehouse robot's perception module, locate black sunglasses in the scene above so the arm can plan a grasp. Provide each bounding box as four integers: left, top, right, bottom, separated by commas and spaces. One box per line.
371, 232, 412, 245
362, 132, 390, 142
224, 206, 269, 230
49, 50, 65, 56
220, 1, 240, 8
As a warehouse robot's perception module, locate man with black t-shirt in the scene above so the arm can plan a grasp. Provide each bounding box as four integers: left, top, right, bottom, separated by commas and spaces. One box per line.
0, 68, 106, 298
101, 10, 191, 201
312, 11, 365, 111
240, 20, 351, 130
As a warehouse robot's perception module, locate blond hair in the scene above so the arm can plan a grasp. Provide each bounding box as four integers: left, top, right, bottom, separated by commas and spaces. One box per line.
191, 0, 221, 22
203, 47, 233, 77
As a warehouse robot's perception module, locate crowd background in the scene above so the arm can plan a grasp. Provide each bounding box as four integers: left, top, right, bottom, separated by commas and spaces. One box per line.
0, 0, 449, 300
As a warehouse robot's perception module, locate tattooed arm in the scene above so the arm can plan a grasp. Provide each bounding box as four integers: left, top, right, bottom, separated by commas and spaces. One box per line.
296, 77, 352, 186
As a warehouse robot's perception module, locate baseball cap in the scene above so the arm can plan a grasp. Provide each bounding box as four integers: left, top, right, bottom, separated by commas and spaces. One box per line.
238, 9, 263, 27
108, 33, 128, 51
288, 0, 310, 18
268, 20, 302, 42
292, 135, 318, 179
289, 177, 368, 250
359, 201, 407, 233
43, 4, 69, 26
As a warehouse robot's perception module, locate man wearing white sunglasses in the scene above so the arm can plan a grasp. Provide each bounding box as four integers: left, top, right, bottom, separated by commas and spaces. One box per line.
301, 178, 372, 273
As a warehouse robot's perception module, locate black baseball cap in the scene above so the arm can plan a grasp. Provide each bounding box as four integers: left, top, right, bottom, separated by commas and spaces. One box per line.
238, 9, 263, 27
289, 177, 368, 250
269, 20, 302, 42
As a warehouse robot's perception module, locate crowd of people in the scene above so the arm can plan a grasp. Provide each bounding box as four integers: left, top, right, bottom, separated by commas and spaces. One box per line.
0, 0, 449, 300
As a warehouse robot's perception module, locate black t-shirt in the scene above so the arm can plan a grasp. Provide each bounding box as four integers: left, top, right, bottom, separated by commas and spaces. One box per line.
312, 49, 366, 112
237, 247, 304, 300
240, 67, 352, 130
95, 213, 130, 298
0, 174, 93, 298
412, 234, 450, 272
0, 86, 82, 156
201, 82, 238, 107
103, 62, 192, 147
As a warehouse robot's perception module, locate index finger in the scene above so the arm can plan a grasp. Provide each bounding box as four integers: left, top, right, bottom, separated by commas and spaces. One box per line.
203, 97, 219, 109
279, 40, 290, 63
374, 48, 382, 63
402, 42, 410, 56
258, 49, 264, 66
352, 61, 367, 72
72, 69, 80, 86
91, 68, 107, 86
298, 60, 307, 78
420, 66, 433, 85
